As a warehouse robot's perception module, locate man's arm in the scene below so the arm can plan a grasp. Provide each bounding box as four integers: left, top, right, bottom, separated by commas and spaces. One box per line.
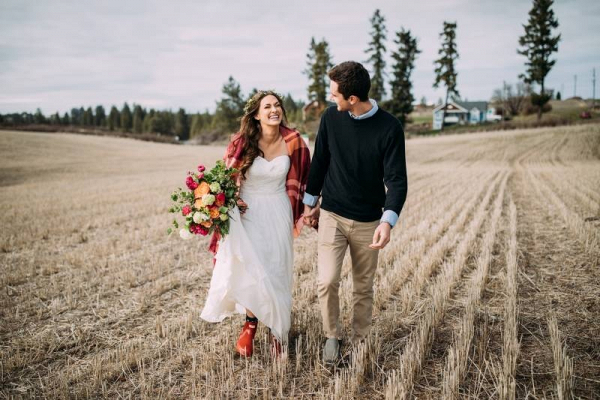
304, 109, 331, 204
370, 124, 408, 249
303, 110, 330, 226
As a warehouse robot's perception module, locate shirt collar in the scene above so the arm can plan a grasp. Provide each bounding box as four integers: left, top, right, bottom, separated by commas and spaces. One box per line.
349, 99, 378, 120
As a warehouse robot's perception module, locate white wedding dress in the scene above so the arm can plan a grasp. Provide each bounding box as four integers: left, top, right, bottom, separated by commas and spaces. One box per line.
200, 155, 294, 343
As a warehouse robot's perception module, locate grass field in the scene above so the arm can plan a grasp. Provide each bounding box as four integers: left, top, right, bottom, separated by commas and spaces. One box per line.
1, 125, 599, 399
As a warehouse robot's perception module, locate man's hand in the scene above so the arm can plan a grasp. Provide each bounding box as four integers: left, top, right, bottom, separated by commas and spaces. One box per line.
303, 204, 320, 228
369, 222, 391, 249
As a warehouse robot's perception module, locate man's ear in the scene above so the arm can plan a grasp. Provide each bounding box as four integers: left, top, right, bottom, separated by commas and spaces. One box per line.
348, 95, 359, 105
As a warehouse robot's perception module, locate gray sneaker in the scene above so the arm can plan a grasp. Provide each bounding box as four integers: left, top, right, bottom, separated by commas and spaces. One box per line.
323, 338, 340, 363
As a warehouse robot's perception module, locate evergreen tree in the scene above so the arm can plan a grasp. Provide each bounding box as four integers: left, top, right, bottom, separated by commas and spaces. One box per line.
518, 0, 560, 120
556, 91, 561, 100
34, 108, 46, 124
365, 9, 387, 101
83, 107, 94, 126
50, 112, 61, 125
62, 112, 70, 125
213, 76, 245, 133
94, 105, 106, 126
174, 108, 190, 140
190, 113, 203, 138
132, 104, 144, 133
143, 109, 155, 133
304, 37, 333, 105
387, 28, 421, 125
78, 107, 85, 125
433, 21, 459, 132
71, 108, 81, 125
150, 110, 174, 135
108, 106, 120, 131
120, 103, 132, 132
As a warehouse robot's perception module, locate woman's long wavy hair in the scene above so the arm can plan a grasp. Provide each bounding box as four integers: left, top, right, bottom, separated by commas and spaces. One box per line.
236, 90, 288, 179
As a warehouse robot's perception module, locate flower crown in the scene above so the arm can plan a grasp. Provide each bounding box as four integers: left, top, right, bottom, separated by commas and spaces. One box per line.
243, 90, 283, 115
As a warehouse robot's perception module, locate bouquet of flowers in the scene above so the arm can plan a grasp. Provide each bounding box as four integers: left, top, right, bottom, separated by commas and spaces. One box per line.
168, 161, 246, 240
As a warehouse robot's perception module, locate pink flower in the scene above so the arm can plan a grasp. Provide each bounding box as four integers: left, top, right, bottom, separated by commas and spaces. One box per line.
186, 176, 198, 190
215, 192, 226, 206
197, 172, 204, 179
182, 205, 191, 216
190, 223, 209, 236
197, 165, 206, 173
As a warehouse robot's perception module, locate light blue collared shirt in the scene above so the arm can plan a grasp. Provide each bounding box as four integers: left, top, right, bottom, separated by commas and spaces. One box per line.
303, 99, 399, 228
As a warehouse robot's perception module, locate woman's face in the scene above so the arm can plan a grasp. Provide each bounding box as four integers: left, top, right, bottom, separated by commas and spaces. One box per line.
254, 95, 282, 127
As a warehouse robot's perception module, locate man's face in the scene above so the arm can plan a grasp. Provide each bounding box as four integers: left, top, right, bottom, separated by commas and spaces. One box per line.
329, 80, 352, 112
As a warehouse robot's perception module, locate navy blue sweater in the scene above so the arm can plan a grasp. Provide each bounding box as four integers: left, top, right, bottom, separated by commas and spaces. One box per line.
306, 106, 408, 222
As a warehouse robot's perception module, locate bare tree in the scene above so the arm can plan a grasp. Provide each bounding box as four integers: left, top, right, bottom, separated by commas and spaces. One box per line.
492, 82, 531, 117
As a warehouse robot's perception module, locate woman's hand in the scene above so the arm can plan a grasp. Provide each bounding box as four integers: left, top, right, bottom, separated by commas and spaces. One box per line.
237, 198, 249, 215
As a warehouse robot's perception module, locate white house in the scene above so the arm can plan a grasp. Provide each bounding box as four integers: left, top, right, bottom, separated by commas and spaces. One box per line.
433, 100, 499, 130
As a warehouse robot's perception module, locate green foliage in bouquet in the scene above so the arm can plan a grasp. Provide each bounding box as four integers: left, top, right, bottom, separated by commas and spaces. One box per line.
168, 161, 241, 239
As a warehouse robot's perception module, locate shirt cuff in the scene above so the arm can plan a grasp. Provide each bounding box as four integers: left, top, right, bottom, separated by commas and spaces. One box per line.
303, 192, 319, 207
380, 210, 399, 228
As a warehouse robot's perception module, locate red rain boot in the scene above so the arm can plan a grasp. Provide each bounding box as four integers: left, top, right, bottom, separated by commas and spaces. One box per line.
235, 321, 257, 357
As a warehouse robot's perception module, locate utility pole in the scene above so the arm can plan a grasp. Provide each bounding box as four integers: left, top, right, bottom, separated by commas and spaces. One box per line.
502, 80, 507, 122
593, 68, 596, 109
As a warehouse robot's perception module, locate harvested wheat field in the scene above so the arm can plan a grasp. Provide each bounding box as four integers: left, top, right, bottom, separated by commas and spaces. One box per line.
1, 125, 599, 399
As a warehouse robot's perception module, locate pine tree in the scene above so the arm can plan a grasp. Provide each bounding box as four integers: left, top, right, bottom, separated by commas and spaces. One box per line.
387, 28, 421, 125
518, 0, 560, 120
83, 107, 94, 126
433, 21, 459, 132
120, 103, 132, 132
108, 106, 120, 131
132, 105, 144, 133
70, 108, 81, 125
78, 107, 85, 126
34, 108, 46, 124
62, 112, 70, 125
190, 113, 202, 138
143, 109, 155, 133
365, 9, 387, 102
305, 37, 333, 106
213, 76, 245, 134
174, 108, 190, 140
94, 105, 106, 126
50, 112, 61, 125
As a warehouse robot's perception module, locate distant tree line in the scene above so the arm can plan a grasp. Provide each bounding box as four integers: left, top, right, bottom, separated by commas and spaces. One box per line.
0, 80, 304, 142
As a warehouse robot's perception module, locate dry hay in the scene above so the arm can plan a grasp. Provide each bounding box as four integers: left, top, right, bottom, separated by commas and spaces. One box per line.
1, 125, 599, 399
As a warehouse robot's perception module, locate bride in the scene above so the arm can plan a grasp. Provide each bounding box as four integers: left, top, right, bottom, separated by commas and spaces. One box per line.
200, 90, 311, 357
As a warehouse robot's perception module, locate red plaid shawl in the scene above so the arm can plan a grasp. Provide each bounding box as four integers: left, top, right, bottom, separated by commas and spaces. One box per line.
208, 125, 311, 257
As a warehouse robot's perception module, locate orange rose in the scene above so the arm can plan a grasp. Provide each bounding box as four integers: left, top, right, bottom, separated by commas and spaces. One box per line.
200, 220, 213, 228
210, 208, 220, 219
194, 182, 210, 198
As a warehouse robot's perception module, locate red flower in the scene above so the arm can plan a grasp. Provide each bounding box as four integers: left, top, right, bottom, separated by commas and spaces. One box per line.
197, 164, 206, 173
182, 205, 191, 216
197, 172, 204, 179
215, 192, 226, 206
186, 176, 198, 190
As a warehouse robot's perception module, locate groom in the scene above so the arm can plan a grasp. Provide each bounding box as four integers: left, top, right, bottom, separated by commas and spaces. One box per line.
303, 61, 407, 363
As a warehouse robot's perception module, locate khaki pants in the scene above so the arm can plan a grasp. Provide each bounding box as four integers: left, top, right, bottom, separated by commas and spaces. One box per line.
317, 209, 380, 342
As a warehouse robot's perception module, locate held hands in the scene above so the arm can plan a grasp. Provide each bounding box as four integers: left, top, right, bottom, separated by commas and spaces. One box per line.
237, 198, 249, 215
303, 204, 320, 229
369, 222, 391, 249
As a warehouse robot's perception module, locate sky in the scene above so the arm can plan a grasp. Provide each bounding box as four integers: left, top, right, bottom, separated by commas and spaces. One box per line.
1, 0, 599, 115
